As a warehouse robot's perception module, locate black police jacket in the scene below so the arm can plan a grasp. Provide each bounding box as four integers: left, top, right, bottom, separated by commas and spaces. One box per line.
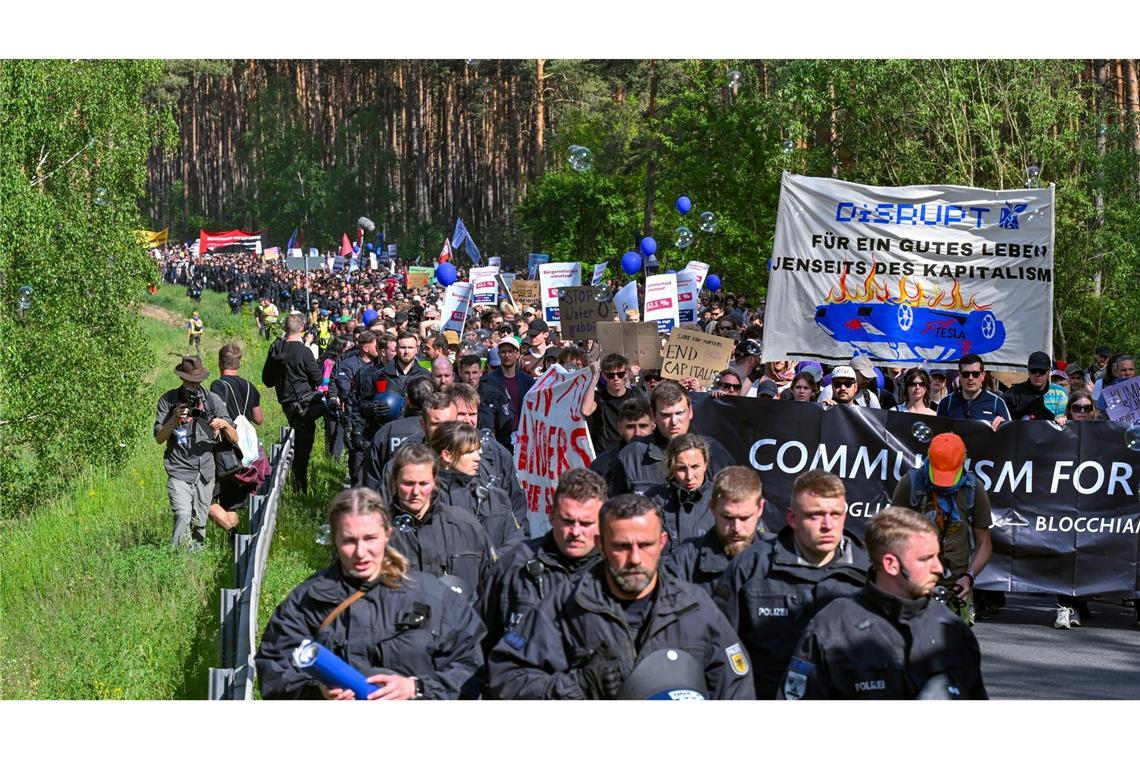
361, 415, 425, 489
486, 564, 756, 700
483, 534, 600, 651
713, 526, 869, 699
385, 501, 496, 610
777, 579, 987, 700
254, 564, 486, 699
664, 527, 761, 597
376, 359, 432, 396
434, 469, 526, 557
644, 478, 715, 550
476, 381, 514, 450
607, 431, 735, 497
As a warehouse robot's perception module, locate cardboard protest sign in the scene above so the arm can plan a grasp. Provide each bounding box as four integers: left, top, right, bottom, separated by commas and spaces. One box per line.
661, 329, 736, 386
613, 281, 639, 321
1102, 376, 1140, 424
511, 278, 541, 306
406, 266, 434, 288
515, 365, 598, 535
644, 273, 680, 332
440, 282, 473, 333
557, 286, 613, 343
470, 265, 500, 306
596, 320, 662, 369
539, 262, 582, 329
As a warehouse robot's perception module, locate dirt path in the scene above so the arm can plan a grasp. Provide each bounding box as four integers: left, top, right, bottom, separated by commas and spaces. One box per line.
140, 303, 185, 327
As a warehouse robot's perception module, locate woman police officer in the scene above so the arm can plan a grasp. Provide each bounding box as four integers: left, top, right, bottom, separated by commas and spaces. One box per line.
255, 487, 486, 699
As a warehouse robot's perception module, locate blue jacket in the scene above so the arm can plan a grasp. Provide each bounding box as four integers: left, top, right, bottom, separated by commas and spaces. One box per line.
936, 389, 1010, 423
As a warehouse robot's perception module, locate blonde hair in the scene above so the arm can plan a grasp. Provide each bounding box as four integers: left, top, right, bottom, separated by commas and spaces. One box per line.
864, 507, 936, 565
327, 488, 410, 588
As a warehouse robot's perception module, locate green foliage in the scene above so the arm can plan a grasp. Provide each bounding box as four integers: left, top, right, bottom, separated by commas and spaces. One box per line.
0, 60, 174, 519
0, 287, 283, 698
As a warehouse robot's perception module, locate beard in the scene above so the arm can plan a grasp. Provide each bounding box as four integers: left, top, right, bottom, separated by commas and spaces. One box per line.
608, 563, 655, 595
721, 534, 754, 558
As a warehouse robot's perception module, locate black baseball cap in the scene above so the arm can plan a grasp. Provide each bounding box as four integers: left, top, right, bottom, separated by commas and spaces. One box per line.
1027, 351, 1051, 372
1095, 346, 1110, 358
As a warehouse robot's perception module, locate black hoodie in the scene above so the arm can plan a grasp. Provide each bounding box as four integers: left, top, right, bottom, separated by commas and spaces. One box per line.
262, 338, 321, 408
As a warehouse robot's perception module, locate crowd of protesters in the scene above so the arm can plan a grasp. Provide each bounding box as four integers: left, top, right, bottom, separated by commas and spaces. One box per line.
152, 242, 1137, 700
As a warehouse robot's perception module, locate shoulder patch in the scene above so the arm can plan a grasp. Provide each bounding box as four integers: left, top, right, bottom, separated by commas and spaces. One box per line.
504, 631, 526, 651
783, 656, 814, 701
725, 642, 749, 676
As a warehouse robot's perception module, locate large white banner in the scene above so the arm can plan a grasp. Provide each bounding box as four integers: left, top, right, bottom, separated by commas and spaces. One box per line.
764, 173, 1054, 371
440, 282, 473, 333
644, 273, 680, 333
515, 365, 597, 536
470, 265, 500, 306
538, 261, 582, 330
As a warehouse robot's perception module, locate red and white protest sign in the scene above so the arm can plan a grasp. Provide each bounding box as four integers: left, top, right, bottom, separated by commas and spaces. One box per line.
644, 273, 680, 332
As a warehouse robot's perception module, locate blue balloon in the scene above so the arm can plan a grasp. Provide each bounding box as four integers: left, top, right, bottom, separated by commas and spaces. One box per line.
621, 251, 643, 276
666, 269, 676, 274
675, 195, 692, 214
436, 262, 458, 286
352, 244, 360, 253
377, 232, 385, 242
365, 243, 373, 252
640, 237, 657, 256
706, 274, 722, 292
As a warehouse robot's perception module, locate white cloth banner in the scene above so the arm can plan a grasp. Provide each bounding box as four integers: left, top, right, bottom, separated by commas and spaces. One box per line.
684, 260, 710, 290
614, 281, 639, 321
764, 172, 1054, 371
514, 364, 597, 536
470, 265, 501, 306
644, 273, 680, 333
676, 270, 700, 325
538, 262, 581, 330
441, 282, 473, 334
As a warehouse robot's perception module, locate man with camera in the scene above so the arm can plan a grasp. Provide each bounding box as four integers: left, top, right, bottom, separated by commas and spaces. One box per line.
154, 355, 237, 548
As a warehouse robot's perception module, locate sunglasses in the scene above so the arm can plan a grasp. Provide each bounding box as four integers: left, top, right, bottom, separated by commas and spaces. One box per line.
832, 379, 855, 388
720, 381, 741, 390
908, 381, 927, 388
959, 370, 983, 379
1070, 404, 1094, 413
605, 371, 627, 379
1028, 368, 1048, 375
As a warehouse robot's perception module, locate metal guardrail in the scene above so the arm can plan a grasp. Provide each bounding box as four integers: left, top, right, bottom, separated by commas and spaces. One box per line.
209, 425, 294, 700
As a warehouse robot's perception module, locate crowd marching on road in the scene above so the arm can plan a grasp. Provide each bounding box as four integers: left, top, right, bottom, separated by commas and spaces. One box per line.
152, 242, 1138, 701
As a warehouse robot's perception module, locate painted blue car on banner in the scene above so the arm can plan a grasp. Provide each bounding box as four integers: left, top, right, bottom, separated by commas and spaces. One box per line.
814, 301, 1005, 363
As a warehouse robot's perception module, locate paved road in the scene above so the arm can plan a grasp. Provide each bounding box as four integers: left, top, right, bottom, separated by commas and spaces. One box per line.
973, 593, 1139, 699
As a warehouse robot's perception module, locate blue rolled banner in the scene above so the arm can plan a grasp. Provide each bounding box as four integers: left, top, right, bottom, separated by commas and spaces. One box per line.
292, 640, 379, 700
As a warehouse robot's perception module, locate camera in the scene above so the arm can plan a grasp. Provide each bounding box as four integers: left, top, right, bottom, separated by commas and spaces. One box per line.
179, 386, 207, 418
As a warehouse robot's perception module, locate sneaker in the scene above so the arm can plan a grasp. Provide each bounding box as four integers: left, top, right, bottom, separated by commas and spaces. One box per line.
1069, 608, 1082, 627
1053, 605, 1071, 629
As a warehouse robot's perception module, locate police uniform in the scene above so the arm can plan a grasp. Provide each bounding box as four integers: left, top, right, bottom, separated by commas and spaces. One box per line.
607, 431, 736, 497
664, 527, 759, 596
713, 527, 868, 699
483, 534, 601, 651
386, 501, 497, 610
476, 381, 515, 450
777, 579, 987, 700
255, 564, 486, 699
434, 468, 526, 557
486, 564, 755, 700
644, 478, 715, 550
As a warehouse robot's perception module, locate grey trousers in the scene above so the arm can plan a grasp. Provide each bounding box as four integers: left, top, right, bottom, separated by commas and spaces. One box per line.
168, 474, 212, 546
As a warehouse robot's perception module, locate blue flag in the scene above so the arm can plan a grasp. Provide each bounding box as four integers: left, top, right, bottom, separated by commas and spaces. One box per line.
451, 217, 481, 265
286, 227, 298, 251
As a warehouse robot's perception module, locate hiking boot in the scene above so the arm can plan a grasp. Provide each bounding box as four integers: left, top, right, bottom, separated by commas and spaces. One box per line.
1053, 605, 1072, 629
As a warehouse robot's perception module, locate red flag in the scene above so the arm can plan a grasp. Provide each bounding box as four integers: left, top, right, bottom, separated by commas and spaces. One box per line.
340, 233, 353, 257
438, 238, 453, 264
356, 226, 364, 250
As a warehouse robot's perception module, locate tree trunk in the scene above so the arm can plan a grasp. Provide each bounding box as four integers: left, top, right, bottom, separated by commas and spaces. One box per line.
643, 60, 659, 239
1093, 59, 1109, 297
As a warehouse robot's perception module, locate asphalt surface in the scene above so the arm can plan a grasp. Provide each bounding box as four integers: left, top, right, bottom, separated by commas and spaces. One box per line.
972, 593, 1140, 699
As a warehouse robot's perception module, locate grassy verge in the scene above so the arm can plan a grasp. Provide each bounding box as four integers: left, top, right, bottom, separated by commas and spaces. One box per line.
0, 285, 297, 699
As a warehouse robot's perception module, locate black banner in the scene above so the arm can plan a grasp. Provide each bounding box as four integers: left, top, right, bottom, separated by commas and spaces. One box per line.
693, 398, 1140, 595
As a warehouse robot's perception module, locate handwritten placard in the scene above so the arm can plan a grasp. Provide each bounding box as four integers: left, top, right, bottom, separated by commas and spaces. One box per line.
661, 329, 735, 385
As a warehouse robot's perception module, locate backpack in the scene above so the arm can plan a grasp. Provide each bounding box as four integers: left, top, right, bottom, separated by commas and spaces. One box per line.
220, 379, 260, 466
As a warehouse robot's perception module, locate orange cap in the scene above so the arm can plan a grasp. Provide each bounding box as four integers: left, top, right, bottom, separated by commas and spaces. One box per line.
928, 432, 966, 488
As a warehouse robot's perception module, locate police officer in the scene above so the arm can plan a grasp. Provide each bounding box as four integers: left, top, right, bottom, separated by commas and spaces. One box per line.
429, 421, 525, 557
255, 487, 486, 700
486, 493, 755, 700
483, 468, 605, 651
457, 354, 513, 449
376, 331, 432, 396
362, 390, 455, 497
384, 443, 497, 607
714, 470, 868, 699
364, 377, 435, 478
334, 330, 380, 485
778, 507, 986, 700
608, 381, 734, 497
665, 466, 765, 595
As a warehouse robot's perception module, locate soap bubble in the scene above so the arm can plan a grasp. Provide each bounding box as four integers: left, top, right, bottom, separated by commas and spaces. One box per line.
782, 139, 796, 154
698, 211, 717, 233
315, 523, 332, 546
728, 69, 742, 87
674, 226, 694, 249
912, 421, 933, 444
594, 287, 610, 302
94, 187, 108, 206
557, 287, 567, 299
568, 145, 594, 173
17, 284, 34, 311
1126, 424, 1140, 453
